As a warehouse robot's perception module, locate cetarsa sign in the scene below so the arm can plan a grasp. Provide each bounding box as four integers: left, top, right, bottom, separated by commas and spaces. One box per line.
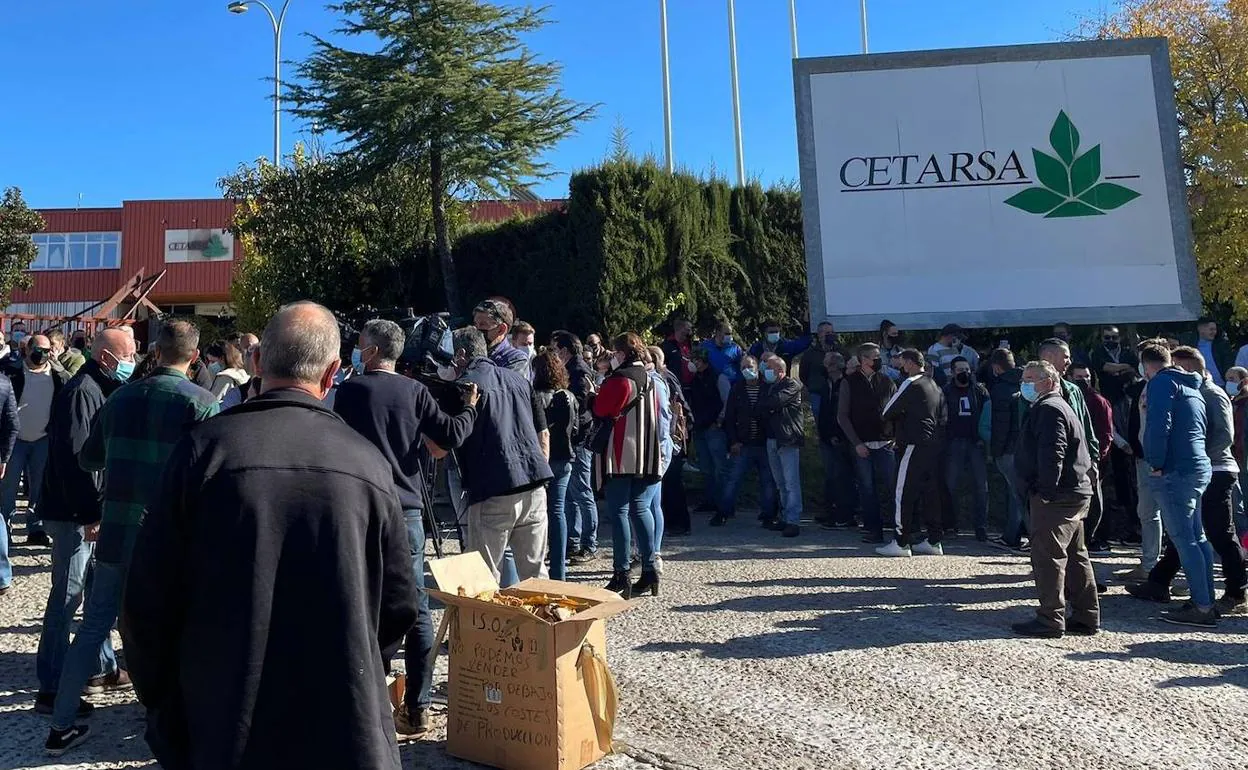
793, 38, 1199, 332
836, 110, 1141, 219
164, 228, 234, 263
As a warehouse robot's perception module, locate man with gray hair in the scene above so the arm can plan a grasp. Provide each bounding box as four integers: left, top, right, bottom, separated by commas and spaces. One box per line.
432, 326, 552, 582
334, 318, 479, 737
1012, 359, 1098, 639
120, 302, 417, 769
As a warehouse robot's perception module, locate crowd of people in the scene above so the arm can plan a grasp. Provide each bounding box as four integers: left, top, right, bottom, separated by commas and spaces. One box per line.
0, 299, 1245, 764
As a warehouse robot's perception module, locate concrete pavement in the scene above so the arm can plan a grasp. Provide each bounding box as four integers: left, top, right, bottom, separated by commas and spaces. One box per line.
1, 519, 1244, 769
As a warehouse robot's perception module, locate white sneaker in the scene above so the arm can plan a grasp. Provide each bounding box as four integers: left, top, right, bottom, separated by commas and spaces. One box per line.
912, 540, 944, 556
875, 541, 912, 557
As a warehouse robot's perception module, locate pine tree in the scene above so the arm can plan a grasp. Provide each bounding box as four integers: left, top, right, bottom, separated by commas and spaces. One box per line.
0, 187, 44, 307
286, 0, 595, 316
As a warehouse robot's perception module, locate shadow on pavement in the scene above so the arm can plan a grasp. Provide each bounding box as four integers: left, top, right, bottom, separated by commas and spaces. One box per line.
1067, 638, 1248, 689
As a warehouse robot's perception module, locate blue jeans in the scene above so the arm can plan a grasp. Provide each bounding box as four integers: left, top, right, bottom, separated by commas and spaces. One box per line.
37, 520, 116, 695
546, 460, 572, 580
766, 440, 803, 526
565, 447, 598, 552
1, 436, 49, 533
693, 427, 730, 507
643, 479, 664, 553
995, 454, 1026, 545
809, 392, 823, 422
1150, 471, 1215, 608
945, 438, 989, 531
721, 444, 776, 519
52, 560, 124, 729
854, 446, 896, 535
403, 510, 435, 710
0, 515, 10, 588
819, 443, 857, 522
604, 476, 657, 573
1136, 459, 1164, 570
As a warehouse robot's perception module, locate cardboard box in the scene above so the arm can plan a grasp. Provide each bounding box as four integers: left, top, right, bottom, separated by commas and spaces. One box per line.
429, 553, 635, 770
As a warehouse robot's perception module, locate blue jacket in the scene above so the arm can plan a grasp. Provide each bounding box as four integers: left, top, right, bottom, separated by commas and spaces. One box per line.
457, 357, 552, 503
747, 334, 813, 366
1144, 367, 1210, 477
699, 339, 743, 383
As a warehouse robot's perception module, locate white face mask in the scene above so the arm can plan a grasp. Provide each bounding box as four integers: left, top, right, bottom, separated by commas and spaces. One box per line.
686, 360, 697, 374
436, 363, 459, 381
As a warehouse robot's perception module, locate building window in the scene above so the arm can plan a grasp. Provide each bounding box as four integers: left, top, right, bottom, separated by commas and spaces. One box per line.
30, 232, 121, 271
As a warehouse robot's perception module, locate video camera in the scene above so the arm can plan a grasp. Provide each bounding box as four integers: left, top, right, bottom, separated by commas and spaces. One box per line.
337, 306, 469, 411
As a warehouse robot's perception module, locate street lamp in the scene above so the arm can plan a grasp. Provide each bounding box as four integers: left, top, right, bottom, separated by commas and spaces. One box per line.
227, 0, 293, 165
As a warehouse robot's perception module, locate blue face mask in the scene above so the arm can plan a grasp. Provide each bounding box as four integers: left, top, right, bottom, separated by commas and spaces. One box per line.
742, 368, 758, 381
351, 348, 364, 374
722, 335, 734, 347
111, 359, 135, 382
766, 332, 781, 344
1227, 381, 1241, 397
763, 368, 778, 384
1020, 382, 1040, 403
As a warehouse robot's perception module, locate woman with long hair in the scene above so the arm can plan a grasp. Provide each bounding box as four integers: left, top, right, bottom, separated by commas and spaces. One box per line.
592, 333, 663, 598
532, 350, 576, 581
208, 341, 251, 404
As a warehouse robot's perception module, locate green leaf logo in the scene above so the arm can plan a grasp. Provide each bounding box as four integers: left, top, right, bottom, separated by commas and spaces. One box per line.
202, 234, 229, 259
1004, 111, 1140, 218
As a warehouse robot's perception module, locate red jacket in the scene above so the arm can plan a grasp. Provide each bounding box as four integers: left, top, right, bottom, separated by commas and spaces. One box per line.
1083, 386, 1114, 463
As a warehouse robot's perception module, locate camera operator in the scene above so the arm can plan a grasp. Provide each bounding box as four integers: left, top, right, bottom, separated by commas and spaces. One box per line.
430, 327, 552, 583
332, 319, 479, 740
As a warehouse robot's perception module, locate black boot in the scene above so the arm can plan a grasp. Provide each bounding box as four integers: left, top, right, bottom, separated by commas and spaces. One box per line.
631, 570, 660, 597
605, 570, 633, 599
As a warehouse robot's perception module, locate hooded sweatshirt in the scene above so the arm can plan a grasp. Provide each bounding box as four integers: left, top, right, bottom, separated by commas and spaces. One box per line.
1144, 367, 1210, 477
210, 367, 251, 403
1198, 377, 1237, 473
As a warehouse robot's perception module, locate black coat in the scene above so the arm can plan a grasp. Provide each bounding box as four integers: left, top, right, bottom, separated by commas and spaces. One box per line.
882, 374, 945, 446
122, 389, 417, 770
40, 361, 123, 524
0, 372, 17, 463
688, 369, 723, 431
1016, 390, 1094, 502
755, 376, 804, 447
988, 367, 1023, 458
724, 378, 766, 447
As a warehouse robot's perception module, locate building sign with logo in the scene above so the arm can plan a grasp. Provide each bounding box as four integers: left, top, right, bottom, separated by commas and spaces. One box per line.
793, 38, 1198, 331
164, 229, 234, 263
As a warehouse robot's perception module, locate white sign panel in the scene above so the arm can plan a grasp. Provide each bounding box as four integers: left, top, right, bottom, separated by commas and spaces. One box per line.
793, 39, 1199, 331
164, 228, 234, 263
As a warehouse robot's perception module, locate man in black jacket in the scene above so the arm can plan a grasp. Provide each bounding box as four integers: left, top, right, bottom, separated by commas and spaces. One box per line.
718, 355, 777, 526
1012, 360, 1099, 638
838, 342, 898, 543
123, 302, 417, 770
756, 355, 804, 537
0, 365, 19, 594
816, 352, 857, 527
688, 347, 727, 513
943, 356, 991, 541
550, 330, 600, 561
334, 318, 478, 739
987, 349, 1027, 550
878, 350, 945, 556
32, 330, 133, 714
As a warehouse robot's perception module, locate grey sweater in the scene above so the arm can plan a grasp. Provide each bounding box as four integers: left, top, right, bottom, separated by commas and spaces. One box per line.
1200, 378, 1238, 472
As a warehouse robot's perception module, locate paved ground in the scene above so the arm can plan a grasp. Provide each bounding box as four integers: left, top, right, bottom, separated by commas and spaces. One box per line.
2, 516, 1245, 770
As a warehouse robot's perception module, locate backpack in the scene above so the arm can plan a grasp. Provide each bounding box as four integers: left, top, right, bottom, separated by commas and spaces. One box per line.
668, 386, 688, 451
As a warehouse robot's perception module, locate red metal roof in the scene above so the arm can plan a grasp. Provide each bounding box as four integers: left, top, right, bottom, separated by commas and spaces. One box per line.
13, 198, 567, 307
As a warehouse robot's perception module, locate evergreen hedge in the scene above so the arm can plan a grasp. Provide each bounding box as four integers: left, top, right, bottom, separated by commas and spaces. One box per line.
453, 159, 809, 338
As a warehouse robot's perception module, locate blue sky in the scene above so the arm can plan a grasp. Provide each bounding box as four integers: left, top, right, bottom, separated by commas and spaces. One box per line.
1, 0, 1113, 208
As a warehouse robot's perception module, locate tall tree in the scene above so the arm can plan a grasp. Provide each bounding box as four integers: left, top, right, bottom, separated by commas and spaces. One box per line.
286, 0, 595, 316
1083, 0, 1248, 323
0, 187, 44, 307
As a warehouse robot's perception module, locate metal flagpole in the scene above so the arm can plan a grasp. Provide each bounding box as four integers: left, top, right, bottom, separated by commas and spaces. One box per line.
660, 0, 674, 172
859, 0, 869, 54
727, 0, 745, 186
788, 0, 799, 59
